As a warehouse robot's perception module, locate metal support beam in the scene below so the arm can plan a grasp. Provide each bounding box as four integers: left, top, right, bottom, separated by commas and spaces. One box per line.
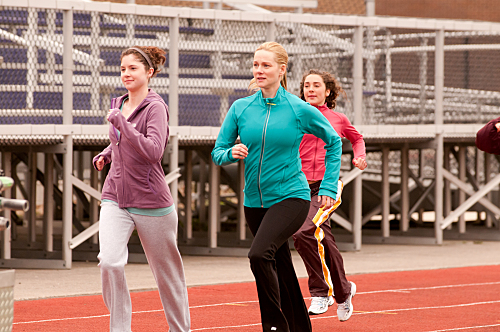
238, 159, 246, 241
484, 153, 493, 227
28, 152, 37, 243
169, 16, 180, 213
352, 175, 362, 250
382, 147, 390, 237
443, 146, 451, 229
43, 153, 54, 252
434, 28, 445, 245
1, 152, 11, 259
90, 151, 99, 244
408, 180, 436, 217
458, 146, 466, 233
353, 25, 363, 126
266, 21, 276, 41
198, 157, 206, 226
441, 172, 500, 230
185, 150, 193, 240
400, 145, 409, 231
442, 168, 500, 218
208, 159, 220, 248
62, 9, 74, 269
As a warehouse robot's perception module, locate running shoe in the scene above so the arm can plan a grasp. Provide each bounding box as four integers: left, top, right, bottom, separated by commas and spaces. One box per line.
337, 281, 356, 322
308, 296, 330, 315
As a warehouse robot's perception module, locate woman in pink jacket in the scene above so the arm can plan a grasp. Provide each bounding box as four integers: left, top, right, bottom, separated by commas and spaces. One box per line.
293, 69, 367, 320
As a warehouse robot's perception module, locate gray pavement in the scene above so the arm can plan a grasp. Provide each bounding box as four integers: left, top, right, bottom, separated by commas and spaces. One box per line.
8, 240, 500, 301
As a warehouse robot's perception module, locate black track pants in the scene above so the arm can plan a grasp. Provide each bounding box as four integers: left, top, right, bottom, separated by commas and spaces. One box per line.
244, 198, 312, 332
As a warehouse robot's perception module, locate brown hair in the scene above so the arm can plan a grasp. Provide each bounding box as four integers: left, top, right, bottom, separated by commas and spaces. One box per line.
248, 42, 288, 92
121, 46, 166, 78
299, 69, 345, 109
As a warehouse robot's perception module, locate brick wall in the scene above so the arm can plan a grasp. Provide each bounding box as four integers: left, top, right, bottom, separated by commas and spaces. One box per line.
90, 0, 366, 15
375, 0, 500, 22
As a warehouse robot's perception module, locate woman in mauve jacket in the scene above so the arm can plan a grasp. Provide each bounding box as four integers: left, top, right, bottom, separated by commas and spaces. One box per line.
93, 46, 190, 332
212, 42, 342, 332
293, 69, 366, 320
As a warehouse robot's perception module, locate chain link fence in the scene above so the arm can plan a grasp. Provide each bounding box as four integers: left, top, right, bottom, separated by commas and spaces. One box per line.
0, 5, 499, 127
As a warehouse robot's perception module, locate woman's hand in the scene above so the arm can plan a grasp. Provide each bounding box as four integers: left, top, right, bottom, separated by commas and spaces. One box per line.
353, 158, 367, 170
318, 195, 335, 210
232, 143, 248, 160
106, 110, 113, 121
495, 122, 500, 132
95, 156, 105, 171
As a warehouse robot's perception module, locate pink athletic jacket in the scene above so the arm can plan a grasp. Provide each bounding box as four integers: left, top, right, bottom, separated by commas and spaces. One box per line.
300, 103, 366, 181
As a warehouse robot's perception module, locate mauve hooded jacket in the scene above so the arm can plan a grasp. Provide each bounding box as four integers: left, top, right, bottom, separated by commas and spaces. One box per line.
93, 89, 173, 209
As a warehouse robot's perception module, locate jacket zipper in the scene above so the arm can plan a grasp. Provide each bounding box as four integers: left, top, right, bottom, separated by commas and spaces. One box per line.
257, 102, 272, 208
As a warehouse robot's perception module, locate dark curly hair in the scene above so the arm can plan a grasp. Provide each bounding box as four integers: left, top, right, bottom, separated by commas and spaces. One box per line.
121, 46, 166, 78
299, 69, 344, 109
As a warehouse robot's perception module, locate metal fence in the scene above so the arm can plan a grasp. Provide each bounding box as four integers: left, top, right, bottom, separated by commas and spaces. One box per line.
0, 2, 499, 128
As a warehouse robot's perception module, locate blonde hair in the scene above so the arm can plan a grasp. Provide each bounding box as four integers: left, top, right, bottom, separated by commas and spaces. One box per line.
248, 42, 288, 92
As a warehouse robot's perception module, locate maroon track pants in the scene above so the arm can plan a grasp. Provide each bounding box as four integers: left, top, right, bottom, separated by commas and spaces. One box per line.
292, 181, 351, 304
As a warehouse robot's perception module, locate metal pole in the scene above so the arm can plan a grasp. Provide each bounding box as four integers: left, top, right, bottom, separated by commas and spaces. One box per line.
382, 147, 390, 237
266, 21, 276, 42
458, 146, 466, 233
26, 7, 37, 109
208, 159, 219, 248
169, 16, 180, 211
484, 153, 493, 227
353, 175, 362, 250
90, 12, 100, 113
434, 28, 445, 245
353, 25, 364, 126
198, 157, 206, 226
62, 9, 74, 269
419, 38, 428, 123
444, 146, 452, 229
353, 24, 364, 248
185, 150, 193, 240
44, 153, 54, 252
1, 152, 11, 259
28, 152, 37, 243
400, 145, 409, 232
90, 151, 99, 244
238, 159, 246, 241
385, 31, 392, 115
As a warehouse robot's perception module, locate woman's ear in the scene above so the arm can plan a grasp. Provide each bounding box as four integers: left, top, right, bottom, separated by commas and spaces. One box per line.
279, 64, 286, 76
326, 89, 331, 97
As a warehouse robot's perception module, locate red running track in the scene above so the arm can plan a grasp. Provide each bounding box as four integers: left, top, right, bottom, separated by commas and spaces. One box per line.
13, 265, 500, 332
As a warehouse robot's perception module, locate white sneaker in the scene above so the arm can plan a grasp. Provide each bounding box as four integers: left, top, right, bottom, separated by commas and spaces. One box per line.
308, 296, 330, 315
337, 281, 356, 322
327, 295, 334, 306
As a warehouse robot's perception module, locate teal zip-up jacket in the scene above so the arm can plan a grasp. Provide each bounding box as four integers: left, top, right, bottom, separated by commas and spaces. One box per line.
212, 86, 342, 208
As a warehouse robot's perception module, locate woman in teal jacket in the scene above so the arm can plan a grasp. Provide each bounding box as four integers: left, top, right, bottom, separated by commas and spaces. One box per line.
212, 42, 342, 332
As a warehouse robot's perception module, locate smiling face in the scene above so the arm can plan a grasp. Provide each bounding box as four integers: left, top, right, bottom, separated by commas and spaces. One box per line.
253, 50, 286, 94
303, 74, 330, 107
120, 54, 153, 92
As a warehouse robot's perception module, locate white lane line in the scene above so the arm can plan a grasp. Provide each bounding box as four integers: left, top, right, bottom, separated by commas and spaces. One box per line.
190, 300, 500, 331
426, 323, 500, 331
13, 281, 500, 326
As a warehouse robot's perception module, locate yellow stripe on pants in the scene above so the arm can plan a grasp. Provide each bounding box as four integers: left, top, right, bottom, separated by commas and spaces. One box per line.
311, 180, 343, 297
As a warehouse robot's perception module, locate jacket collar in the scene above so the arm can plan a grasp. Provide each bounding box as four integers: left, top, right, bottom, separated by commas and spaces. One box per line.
258, 85, 284, 106
316, 103, 330, 113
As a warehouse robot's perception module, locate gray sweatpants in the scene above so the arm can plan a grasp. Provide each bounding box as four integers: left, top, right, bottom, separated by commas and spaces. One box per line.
98, 201, 191, 332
